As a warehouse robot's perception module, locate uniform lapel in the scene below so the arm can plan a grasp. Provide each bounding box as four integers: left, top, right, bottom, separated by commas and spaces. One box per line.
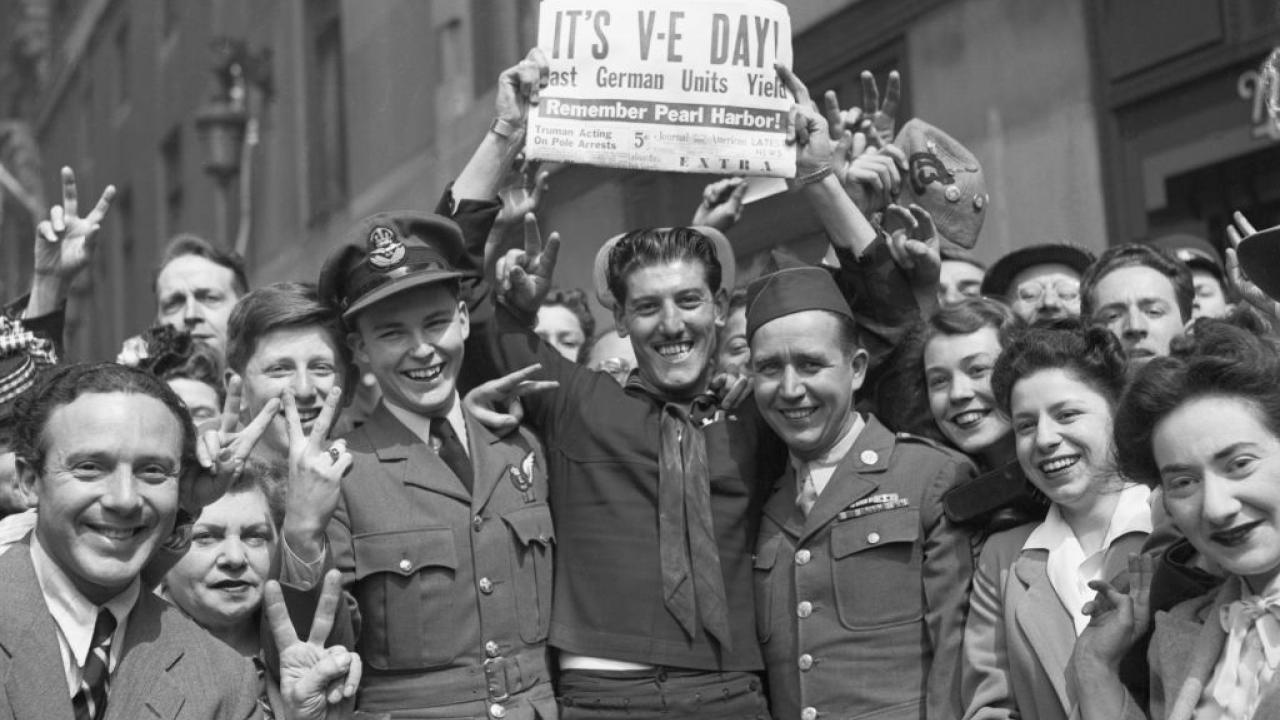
465, 410, 525, 511
0, 543, 75, 720
761, 465, 805, 541
104, 592, 185, 720
1011, 550, 1076, 711
797, 417, 894, 544
367, 403, 470, 504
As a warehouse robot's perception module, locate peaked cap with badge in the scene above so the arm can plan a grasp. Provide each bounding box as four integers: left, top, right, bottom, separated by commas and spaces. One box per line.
319, 211, 472, 320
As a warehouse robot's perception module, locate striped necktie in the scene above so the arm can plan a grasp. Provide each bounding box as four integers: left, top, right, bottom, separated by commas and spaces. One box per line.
73, 608, 117, 720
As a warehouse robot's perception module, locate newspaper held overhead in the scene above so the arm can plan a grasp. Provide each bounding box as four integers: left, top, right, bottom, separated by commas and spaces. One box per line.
527, 0, 795, 178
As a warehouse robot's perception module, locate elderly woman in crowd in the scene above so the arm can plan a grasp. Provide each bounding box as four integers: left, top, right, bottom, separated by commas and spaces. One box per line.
960, 323, 1153, 720
163, 459, 289, 716
1073, 321, 1280, 720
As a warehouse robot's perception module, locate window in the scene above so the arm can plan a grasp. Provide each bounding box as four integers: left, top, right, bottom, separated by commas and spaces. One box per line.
305, 0, 348, 221
161, 128, 183, 237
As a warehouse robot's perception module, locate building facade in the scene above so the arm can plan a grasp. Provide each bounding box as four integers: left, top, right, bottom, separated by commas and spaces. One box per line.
1, 0, 1276, 359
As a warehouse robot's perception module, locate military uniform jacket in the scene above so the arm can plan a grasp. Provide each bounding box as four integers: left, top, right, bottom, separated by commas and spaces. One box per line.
281, 402, 555, 719
754, 416, 976, 720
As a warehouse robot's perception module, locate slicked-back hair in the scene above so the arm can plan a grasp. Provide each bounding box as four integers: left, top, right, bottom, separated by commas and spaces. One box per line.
605, 228, 723, 306
991, 319, 1129, 417
1115, 319, 1280, 487
13, 362, 198, 475
1080, 243, 1194, 325
153, 234, 250, 298
225, 282, 351, 384
542, 288, 597, 363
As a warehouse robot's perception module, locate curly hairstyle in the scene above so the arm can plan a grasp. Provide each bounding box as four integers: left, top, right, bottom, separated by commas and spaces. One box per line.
877, 297, 1024, 443
605, 228, 723, 306
541, 288, 597, 363
133, 326, 226, 407
1115, 318, 1280, 487
990, 319, 1129, 417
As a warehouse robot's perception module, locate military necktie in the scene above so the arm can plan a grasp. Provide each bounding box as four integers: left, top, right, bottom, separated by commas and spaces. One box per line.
73, 608, 116, 720
796, 467, 819, 517
431, 417, 474, 492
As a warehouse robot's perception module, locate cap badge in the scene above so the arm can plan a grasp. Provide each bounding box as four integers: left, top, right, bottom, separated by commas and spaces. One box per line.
367, 226, 406, 269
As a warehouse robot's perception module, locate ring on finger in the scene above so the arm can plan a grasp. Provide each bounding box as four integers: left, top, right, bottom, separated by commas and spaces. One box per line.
328, 444, 344, 463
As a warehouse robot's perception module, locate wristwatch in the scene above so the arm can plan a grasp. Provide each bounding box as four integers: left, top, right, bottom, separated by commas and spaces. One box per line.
490, 117, 520, 139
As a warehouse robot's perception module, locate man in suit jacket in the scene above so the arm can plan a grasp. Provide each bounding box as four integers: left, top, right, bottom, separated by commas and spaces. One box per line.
0, 363, 261, 720
281, 211, 556, 719
746, 266, 977, 720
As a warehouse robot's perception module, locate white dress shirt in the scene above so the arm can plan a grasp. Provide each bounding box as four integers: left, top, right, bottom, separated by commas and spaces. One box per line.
1023, 483, 1152, 634
29, 533, 139, 697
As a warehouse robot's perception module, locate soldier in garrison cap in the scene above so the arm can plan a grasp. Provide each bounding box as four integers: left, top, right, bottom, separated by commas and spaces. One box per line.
745, 265, 977, 720
277, 207, 558, 719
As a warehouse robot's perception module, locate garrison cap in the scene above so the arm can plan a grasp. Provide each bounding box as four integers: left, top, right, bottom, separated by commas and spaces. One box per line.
319, 211, 471, 320
745, 266, 853, 340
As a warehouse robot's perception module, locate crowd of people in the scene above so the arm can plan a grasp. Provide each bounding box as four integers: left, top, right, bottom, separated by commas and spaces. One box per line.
4, 41, 1280, 720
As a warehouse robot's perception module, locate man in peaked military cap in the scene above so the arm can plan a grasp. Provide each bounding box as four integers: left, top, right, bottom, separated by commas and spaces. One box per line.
278, 209, 558, 719
745, 265, 976, 720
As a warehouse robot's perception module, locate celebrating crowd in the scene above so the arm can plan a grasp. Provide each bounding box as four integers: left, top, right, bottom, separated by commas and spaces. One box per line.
4, 39, 1280, 720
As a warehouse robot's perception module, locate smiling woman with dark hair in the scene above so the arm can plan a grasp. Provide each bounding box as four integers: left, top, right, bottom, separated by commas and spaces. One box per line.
1073, 321, 1280, 720
960, 323, 1153, 720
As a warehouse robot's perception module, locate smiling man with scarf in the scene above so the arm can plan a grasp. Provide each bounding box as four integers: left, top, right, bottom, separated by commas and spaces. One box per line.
485, 219, 785, 719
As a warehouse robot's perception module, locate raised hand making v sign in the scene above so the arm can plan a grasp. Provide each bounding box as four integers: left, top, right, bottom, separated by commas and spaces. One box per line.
265, 569, 362, 720
495, 212, 561, 314
190, 376, 281, 513
27, 166, 116, 320
280, 387, 351, 564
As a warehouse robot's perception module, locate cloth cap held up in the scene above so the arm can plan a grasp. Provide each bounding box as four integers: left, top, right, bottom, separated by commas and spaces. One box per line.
893, 118, 988, 250
745, 266, 853, 340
